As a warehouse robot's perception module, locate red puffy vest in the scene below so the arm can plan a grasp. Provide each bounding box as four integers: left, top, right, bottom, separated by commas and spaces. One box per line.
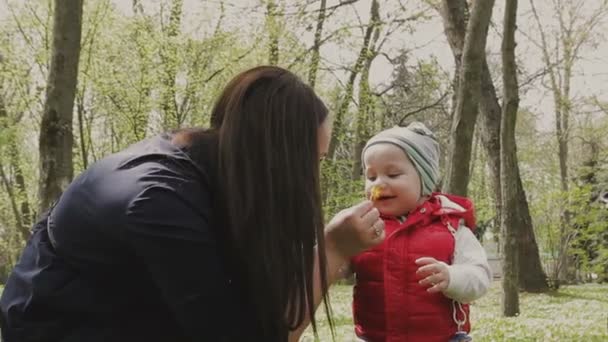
351, 193, 476, 342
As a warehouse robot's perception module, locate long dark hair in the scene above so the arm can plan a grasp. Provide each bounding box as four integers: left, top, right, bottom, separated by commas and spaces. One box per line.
210, 66, 331, 339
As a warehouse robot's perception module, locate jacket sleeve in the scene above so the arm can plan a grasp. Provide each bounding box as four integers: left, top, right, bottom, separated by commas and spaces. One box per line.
443, 225, 492, 303
125, 184, 235, 340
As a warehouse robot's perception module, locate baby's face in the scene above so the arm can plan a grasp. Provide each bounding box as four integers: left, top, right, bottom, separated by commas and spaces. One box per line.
364, 143, 423, 216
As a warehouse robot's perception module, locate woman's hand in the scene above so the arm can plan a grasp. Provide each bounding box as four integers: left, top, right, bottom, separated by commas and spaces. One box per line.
287, 201, 383, 342
415, 257, 450, 293
324, 200, 385, 261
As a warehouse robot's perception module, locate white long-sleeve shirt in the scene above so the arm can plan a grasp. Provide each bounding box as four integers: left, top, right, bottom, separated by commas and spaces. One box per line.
435, 195, 492, 304
443, 224, 492, 303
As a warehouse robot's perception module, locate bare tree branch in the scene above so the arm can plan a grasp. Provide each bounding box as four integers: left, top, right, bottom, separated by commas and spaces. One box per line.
398, 91, 450, 125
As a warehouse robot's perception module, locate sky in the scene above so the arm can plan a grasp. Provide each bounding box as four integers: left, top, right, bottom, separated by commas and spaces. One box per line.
2, 0, 607, 131
109, 0, 608, 132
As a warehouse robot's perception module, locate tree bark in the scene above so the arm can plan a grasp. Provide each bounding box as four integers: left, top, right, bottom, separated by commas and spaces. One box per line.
308, 0, 326, 89
440, 0, 501, 231
38, 0, 84, 213
266, 0, 280, 65
160, 0, 183, 129
351, 1, 380, 180
327, 0, 379, 160
0, 98, 31, 241
0, 164, 27, 241
515, 177, 549, 292
478, 60, 502, 237
1, 60, 34, 239
438, 0, 466, 121
500, 0, 520, 317
442, 0, 494, 196
481, 58, 548, 293
440, 0, 549, 292
9, 142, 33, 236
76, 91, 89, 169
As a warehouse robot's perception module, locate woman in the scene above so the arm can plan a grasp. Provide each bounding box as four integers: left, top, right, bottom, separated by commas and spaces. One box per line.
0, 66, 385, 342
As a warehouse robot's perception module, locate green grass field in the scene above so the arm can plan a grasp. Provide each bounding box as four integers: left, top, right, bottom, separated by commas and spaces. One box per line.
0, 283, 606, 341
301, 282, 608, 341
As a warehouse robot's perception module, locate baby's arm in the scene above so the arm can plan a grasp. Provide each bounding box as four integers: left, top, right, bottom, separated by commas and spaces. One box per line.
443, 225, 492, 303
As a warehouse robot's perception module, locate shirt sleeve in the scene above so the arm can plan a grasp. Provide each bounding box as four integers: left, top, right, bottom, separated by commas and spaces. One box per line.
125, 183, 235, 340
443, 225, 493, 303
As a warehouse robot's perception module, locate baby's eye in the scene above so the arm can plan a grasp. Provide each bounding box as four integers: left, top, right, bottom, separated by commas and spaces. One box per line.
388, 173, 401, 178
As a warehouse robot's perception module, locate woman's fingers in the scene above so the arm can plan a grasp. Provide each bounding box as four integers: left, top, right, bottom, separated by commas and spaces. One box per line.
369, 220, 385, 242
360, 206, 380, 227
350, 200, 374, 218
325, 200, 385, 258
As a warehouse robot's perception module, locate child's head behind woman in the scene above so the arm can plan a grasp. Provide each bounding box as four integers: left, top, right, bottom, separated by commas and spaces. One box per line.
362, 122, 439, 217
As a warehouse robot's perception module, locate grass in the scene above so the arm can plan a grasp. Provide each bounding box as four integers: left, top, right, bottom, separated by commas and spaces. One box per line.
0, 283, 605, 341
301, 281, 608, 341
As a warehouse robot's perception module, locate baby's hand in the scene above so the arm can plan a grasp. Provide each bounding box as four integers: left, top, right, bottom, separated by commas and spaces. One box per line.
415, 257, 450, 293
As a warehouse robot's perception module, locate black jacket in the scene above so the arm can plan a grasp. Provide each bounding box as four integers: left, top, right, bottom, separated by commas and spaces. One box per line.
1, 133, 249, 342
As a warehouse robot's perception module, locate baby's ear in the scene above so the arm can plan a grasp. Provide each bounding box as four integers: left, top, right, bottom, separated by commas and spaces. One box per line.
406, 121, 436, 139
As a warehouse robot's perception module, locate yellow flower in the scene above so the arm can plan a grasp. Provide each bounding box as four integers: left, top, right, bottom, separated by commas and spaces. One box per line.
370, 186, 381, 201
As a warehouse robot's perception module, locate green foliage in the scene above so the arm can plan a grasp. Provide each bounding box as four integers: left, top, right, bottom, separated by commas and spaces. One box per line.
0, 0, 605, 299
568, 185, 608, 281
321, 159, 365, 219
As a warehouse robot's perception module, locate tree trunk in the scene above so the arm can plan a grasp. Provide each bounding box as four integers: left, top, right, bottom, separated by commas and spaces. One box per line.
351, 2, 380, 180
441, 0, 549, 292
478, 60, 502, 239
438, 0, 466, 121
351, 62, 372, 180
327, 0, 379, 160
9, 142, 33, 235
515, 177, 549, 292
308, 0, 326, 89
500, 0, 520, 317
131, 7, 154, 140
442, 0, 494, 196
76, 91, 89, 169
266, 0, 280, 65
160, 0, 183, 129
557, 35, 575, 282
442, 0, 502, 241
38, 0, 84, 213
0, 98, 31, 241
1, 63, 34, 239
0, 164, 27, 241
482, 58, 548, 292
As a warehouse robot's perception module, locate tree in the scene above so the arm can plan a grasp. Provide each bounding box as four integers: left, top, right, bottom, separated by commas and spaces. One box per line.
327, 0, 380, 161
351, 0, 381, 179
442, 0, 494, 196
439, 0, 549, 292
528, 0, 608, 284
307, 0, 327, 89
38, 0, 84, 212
0, 51, 35, 241
160, 0, 184, 129
265, 0, 281, 65
501, 0, 521, 316
75, 0, 112, 170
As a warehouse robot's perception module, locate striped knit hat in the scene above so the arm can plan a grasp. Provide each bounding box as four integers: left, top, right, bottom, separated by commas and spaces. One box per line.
362, 122, 440, 195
